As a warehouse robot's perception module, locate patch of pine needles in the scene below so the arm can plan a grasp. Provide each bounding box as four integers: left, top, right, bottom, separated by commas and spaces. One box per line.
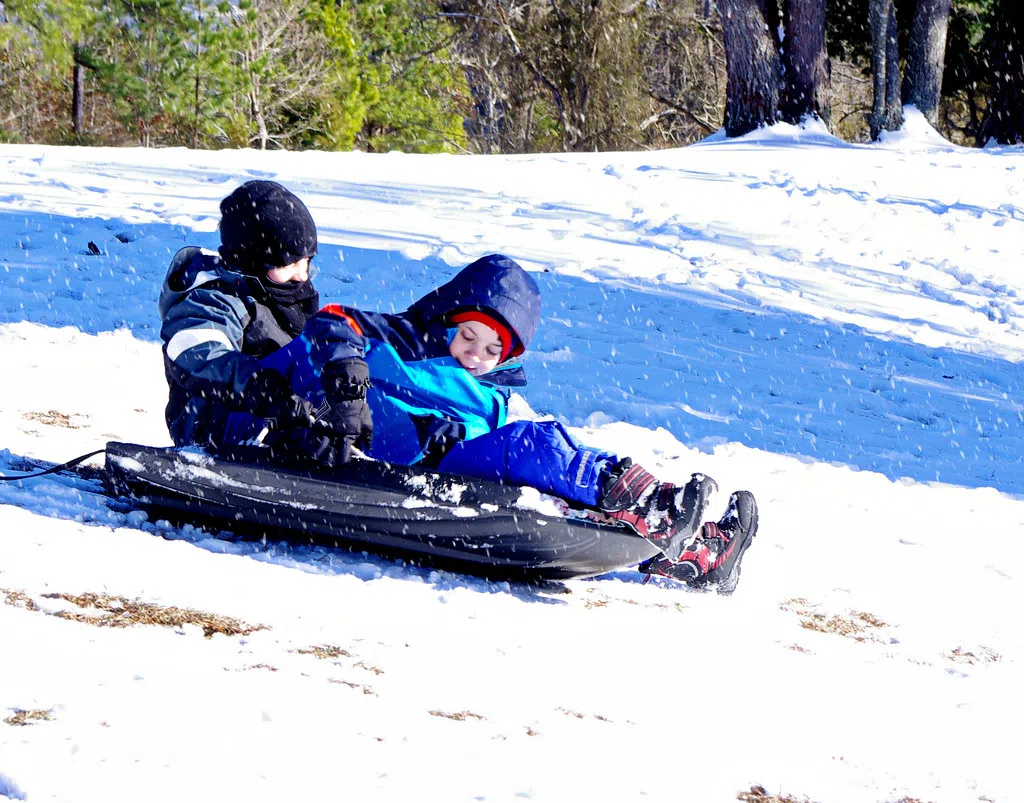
781, 598, 888, 642
4, 709, 53, 727
3, 587, 267, 639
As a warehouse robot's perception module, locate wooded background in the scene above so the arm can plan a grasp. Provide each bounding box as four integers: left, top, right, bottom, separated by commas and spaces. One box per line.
0, 0, 1020, 152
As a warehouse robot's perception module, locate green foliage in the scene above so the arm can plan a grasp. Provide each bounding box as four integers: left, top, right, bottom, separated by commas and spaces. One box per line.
825, 0, 1007, 144
1, 0, 107, 140
308, 0, 371, 150
446, 0, 651, 152
2, 4, 67, 140
211, 0, 378, 151
4, 0, 99, 72
826, 0, 872, 63
0, 0, 1016, 151
528, 98, 564, 152
943, 0, 993, 94
93, 0, 197, 146
542, 0, 649, 150
177, 0, 237, 148
354, 0, 468, 153
826, 0, 990, 74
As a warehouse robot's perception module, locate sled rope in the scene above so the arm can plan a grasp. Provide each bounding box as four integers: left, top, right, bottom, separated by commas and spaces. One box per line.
0, 449, 106, 481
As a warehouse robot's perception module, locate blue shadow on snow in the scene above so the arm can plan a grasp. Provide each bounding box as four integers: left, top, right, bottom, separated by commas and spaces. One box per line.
0, 210, 1020, 497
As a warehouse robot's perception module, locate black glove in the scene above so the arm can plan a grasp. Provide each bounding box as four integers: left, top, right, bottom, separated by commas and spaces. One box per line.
321, 357, 371, 399
239, 368, 314, 430
314, 357, 373, 462
265, 427, 341, 470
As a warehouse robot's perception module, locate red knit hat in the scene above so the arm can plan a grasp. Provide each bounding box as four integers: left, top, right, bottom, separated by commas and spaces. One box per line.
449, 311, 515, 362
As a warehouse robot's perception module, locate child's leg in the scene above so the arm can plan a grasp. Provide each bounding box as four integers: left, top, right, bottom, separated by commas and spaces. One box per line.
438, 421, 756, 593
436, 420, 616, 506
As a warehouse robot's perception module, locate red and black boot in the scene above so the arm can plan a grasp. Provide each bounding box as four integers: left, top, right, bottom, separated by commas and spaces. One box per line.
597, 459, 718, 563
638, 490, 759, 595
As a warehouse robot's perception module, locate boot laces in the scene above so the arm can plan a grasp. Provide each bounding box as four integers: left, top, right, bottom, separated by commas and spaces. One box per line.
700, 521, 731, 562
645, 483, 685, 530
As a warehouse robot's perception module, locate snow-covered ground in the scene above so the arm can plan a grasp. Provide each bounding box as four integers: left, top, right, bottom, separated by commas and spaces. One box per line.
1, 110, 1022, 802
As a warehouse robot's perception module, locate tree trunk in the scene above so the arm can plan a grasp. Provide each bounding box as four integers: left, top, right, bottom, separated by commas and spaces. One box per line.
869, 0, 901, 139
249, 67, 268, 149
193, 0, 203, 149
72, 42, 85, 138
884, 0, 902, 127
253, 90, 268, 150
903, 0, 952, 126
781, 0, 830, 125
718, 0, 782, 137
979, 5, 1024, 144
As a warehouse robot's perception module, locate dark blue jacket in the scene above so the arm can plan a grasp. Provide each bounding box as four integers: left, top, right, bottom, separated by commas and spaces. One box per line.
269, 254, 542, 464
159, 246, 318, 448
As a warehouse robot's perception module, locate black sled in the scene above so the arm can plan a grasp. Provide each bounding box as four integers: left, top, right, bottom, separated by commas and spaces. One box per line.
103, 441, 661, 581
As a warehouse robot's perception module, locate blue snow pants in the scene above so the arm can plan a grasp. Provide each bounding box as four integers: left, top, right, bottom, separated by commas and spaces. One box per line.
437, 420, 617, 507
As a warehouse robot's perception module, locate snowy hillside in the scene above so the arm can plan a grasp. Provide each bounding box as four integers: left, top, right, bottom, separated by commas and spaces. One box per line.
1, 110, 1022, 802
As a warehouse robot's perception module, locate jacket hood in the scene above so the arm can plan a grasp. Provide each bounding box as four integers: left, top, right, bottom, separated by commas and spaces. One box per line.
408, 254, 541, 356
158, 246, 253, 317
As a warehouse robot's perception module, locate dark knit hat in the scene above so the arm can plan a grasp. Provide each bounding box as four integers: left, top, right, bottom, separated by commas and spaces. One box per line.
218, 180, 317, 272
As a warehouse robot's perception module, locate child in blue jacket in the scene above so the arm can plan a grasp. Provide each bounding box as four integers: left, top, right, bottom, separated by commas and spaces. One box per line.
270, 253, 758, 593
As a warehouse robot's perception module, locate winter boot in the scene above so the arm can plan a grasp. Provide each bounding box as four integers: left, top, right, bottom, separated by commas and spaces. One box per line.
597, 459, 718, 562
638, 490, 759, 595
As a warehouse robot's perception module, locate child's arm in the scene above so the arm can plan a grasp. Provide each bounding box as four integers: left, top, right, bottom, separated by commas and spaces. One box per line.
359, 341, 507, 465
161, 278, 264, 405
308, 302, 448, 363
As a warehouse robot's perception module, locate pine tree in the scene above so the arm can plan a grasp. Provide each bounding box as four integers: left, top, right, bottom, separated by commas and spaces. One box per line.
306, 0, 370, 150
213, 0, 376, 151
95, 0, 196, 147
354, 0, 468, 153
2, 0, 106, 140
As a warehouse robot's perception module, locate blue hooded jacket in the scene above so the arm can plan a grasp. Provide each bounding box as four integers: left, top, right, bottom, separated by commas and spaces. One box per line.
264, 254, 542, 465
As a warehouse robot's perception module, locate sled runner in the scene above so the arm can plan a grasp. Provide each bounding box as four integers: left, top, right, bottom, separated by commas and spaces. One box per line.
103, 441, 662, 581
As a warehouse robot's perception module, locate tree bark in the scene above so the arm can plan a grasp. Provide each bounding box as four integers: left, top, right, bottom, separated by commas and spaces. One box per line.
781, 0, 830, 125
978, 0, 1024, 145
718, 0, 783, 137
903, 0, 952, 126
72, 42, 85, 138
884, 0, 902, 127
869, 0, 901, 139
252, 84, 269, 150
193, 0, 203, 149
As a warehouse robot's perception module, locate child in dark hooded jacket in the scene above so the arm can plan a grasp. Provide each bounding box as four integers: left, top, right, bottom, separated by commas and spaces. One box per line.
159, 180, 371, 468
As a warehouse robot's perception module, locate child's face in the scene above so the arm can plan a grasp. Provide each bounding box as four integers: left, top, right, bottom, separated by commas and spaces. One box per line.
265, 257, 310, 284
450, 320, 503, 376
